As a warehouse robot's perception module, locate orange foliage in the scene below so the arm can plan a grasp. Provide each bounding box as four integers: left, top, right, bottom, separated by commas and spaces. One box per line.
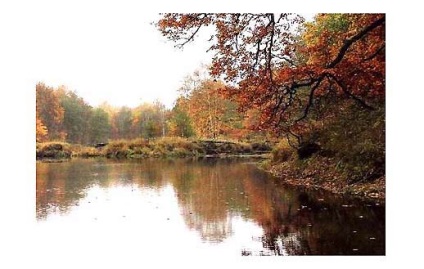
157, 13, 385, 137
36, 116, 48, 142
36, 82, 65, 141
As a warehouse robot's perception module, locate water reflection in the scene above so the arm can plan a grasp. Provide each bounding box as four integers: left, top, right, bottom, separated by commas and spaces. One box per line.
36, 158, 385, 255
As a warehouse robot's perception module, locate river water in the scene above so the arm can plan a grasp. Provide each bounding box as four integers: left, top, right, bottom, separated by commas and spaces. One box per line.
36, 158, 385, 256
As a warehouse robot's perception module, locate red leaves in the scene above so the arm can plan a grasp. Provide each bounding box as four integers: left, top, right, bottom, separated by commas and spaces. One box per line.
157, 13, 385, 137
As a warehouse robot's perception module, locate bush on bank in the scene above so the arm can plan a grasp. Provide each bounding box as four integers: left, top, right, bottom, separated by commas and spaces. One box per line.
36, 137, 273, 160
264, 102, 385, 201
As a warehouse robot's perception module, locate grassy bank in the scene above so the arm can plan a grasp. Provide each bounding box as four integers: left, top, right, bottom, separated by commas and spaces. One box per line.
260, 103, 385, 203
36, 142, 104, 159
104, 137, 271, 158
261, 154, 385, 203
36, 137, 272, 160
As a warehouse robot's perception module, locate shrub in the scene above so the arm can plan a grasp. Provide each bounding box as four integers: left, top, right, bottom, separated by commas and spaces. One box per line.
36, 142, 72, 159
315, 102, 385, 183
271, 139, 295, 163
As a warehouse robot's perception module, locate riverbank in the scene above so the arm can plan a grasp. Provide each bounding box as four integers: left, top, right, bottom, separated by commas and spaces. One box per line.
261, 160, 385, 203
36, 138, 385, 203
259, 141, 385, 203
36, 138, 272, 160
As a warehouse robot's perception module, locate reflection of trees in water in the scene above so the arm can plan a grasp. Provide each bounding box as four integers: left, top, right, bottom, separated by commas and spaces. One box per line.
36, 159, 168, 220
241, 179, 385, 255
172, 159, 239, 243
238, 169, 305, 255
36, 160, 109, 219
181, 203, 233, 243
37, 158, 385, 255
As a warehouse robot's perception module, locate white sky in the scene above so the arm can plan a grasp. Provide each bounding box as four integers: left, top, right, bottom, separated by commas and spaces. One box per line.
23, 3, 214, 108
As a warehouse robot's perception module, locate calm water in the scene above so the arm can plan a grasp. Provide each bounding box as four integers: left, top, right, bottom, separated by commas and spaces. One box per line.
36, 158, 385, 256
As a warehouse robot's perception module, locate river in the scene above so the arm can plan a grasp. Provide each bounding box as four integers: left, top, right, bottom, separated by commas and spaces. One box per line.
36, 158, 385, 256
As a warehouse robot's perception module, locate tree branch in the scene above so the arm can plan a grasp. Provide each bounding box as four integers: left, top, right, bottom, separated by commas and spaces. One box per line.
295, 77, 324, 123
326, 73, 375, 110
363, 44, 385, 62
175, 14, 208, 48
327, 15, 385, 68
266, 13, 275, 81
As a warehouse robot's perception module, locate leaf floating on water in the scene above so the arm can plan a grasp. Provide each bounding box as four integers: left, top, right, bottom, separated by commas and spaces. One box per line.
352, 230, 357, 233
369, 237, 376, 240
358, 215, 364, 219
352, 249, 359, 252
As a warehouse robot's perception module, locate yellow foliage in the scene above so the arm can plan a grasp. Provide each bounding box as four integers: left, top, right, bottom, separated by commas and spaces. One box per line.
36, 117, 48, 142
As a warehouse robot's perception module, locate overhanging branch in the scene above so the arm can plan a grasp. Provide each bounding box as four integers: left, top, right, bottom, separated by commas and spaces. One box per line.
325, 73, 375, 110
295, 77, 324, 123
327, 15, 385, 68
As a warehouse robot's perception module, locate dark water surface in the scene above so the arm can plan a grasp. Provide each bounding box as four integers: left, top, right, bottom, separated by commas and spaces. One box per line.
36, 158, 385, 256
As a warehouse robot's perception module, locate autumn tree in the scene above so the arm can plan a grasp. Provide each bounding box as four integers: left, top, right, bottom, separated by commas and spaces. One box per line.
157, 13, 385, 143
112, 106, 133, 140
174, 73, 245, 139
36, 82, 65, 140
36, 116, 48, 142
131, 101, 168, 139
153, 100, 167, 138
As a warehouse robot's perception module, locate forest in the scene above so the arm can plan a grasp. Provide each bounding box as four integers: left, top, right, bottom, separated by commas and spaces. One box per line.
35, 71, 265, 145
36, 13, 385, 201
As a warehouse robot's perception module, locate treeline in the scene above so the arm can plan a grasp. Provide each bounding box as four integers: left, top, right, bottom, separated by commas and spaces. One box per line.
36, 83, 111, 144
36, 75, 265, 144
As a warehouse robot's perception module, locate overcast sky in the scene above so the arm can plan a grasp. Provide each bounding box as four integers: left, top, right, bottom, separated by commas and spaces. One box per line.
27, 5, 214, 108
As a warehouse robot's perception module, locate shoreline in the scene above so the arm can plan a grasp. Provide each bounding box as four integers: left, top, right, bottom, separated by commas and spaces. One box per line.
36, 140, 385, 204
260, 161, 385, 204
